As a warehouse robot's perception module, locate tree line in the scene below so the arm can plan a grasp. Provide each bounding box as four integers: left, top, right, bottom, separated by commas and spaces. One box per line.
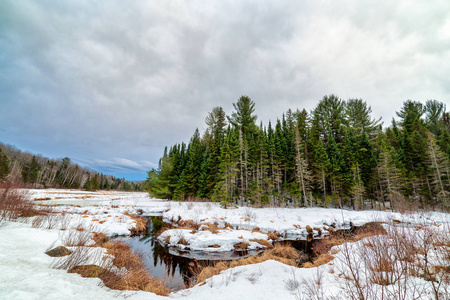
146, 95, 450, 210
0, 143, 140, 191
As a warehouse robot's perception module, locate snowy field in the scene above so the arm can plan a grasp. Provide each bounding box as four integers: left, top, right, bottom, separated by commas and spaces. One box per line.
0, 189, 448, 299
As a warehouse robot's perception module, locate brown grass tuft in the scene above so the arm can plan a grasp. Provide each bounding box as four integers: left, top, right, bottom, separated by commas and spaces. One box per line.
124, 212, 148, 236
202, 222, 219, 234
266, 231, 281, 240
99, 241, 171, 295
178, 237, 189, 246
234, 242, 250, 250
92, 232, 108, 246
313, 222, 387, 257
303, 254, 335, 268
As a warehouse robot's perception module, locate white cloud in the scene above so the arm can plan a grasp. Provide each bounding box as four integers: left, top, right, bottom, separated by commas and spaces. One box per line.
1, 0, 449, 179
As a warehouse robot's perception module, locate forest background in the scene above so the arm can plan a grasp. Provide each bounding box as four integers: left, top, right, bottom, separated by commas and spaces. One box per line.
146, 95, 450, 211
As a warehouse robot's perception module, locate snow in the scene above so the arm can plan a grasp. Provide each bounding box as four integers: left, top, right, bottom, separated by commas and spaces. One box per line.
158, 228, 270, 252
0, 222, 162, 300
1, 189, 448, 299
162, 201, 449, 242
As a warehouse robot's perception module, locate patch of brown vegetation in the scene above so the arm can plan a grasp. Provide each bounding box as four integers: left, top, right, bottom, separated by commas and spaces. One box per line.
177, 219, 199, 230
224, 222, 234, 229
92, 232, 108, 246
266, 231, 281, 240
208, 244, 221, 248
303, 254, 335, 268
202, 222, 219, 234
124, 212, 148, 236
99, 241, 171, 295
34, 197, 51, 201
178, 237, 189, 246
234, 242, 250, 250
251, 227, 261, 232
312, 222, 387, 257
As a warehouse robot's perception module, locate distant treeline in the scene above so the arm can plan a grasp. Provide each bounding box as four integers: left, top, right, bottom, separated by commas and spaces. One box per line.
146, 95, 450, 210
0, 143, 141, 191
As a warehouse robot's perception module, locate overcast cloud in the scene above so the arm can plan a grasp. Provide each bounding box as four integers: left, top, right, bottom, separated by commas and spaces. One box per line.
1, 0, 449, 180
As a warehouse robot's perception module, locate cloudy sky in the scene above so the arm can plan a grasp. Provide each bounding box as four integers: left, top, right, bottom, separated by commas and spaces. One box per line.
1, 0, 449, 180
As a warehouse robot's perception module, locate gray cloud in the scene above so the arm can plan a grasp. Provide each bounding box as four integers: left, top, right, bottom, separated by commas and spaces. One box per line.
1, 0, 449, 179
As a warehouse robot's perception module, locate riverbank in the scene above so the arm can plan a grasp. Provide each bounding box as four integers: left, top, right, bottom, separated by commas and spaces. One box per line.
1, 189, 448, 299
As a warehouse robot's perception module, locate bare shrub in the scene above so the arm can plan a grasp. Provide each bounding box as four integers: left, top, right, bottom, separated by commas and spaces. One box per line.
301, 268, 328, 300
0, 182, 39, 222
31, 214, 46, 228
59, 228, 94, 247
285, 269, 300, 292
51, 246, 97, 270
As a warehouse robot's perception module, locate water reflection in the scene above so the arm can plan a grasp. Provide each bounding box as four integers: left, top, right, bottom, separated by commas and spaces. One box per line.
125, 216, 322, 290
125, 216, 194, 290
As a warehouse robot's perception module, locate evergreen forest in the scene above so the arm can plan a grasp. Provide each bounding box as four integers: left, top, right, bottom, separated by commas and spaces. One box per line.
145, 95, 450, 211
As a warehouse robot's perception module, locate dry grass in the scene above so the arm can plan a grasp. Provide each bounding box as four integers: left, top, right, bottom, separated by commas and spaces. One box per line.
178, 237, 189, 246
0, 182, 40, 222
312, 222, 387, 257
92, 232, 108, 246
233, 242, 250, 250
123, 212, 148, 236
303, 254, 335, 268
202, 222, 219, 234
266, 231, 282, 240
58, 238, 171, 296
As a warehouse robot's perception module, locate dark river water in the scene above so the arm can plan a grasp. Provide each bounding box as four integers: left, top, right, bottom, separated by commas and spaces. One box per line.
124, 216, 317, 290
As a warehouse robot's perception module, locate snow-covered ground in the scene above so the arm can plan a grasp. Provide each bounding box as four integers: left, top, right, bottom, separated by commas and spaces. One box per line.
1, 189, 448, 299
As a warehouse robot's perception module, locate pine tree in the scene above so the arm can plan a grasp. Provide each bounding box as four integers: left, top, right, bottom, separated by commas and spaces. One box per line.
377, 142, 403, 210
212, 128, 239, 206
350, 163, 365, 210
146, 155, 174, 199
312, 139, 330, 202
312, 94, 346, 143
326, 132, 345, 199
426, 133, 450, 208
345, 98, 382, 134
294, 126, 311, 206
